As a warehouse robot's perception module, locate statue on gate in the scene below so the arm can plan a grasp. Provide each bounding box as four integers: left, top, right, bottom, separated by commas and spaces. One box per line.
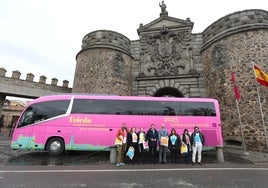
159, 1, 167, 13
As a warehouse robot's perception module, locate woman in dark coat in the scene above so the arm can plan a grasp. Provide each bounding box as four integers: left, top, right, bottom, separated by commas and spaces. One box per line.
168, 128, 181, 164
127, 127, 138, 164
181, 129, 191, 163
137, 127, 146, 164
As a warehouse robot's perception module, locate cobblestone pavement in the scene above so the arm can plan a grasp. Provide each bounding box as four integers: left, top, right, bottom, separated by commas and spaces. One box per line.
1, 127, 268, 166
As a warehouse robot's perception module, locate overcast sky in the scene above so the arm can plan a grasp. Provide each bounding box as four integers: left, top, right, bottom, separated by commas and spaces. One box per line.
0, 0, 266, 90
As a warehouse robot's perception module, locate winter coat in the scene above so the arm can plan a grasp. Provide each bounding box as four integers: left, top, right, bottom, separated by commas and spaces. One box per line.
146, 129, 159, 147
168, 133, 181, 150
190, 132, 205, 147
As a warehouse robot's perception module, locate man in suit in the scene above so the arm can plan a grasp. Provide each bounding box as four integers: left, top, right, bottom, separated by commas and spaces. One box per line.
146, 124, 159, 164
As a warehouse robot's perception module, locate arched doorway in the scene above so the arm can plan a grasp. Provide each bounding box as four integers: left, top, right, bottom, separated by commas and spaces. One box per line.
154, 87, 183, 97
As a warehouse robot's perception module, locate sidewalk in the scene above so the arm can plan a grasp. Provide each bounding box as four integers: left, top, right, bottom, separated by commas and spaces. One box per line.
1, 127, 268, 164
223, 145, 268, 164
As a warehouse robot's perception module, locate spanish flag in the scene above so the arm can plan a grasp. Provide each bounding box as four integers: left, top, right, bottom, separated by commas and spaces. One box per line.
253, 65, 268, 87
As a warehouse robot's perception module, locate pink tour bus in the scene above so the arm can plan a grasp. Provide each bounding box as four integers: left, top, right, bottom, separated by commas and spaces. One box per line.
11, 94, 223, 156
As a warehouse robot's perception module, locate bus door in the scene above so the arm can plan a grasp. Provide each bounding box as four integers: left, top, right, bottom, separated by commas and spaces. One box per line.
11, 108, 35, 150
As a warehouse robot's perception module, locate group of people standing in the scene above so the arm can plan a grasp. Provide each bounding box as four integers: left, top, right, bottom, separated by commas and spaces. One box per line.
114, 123, 205, 167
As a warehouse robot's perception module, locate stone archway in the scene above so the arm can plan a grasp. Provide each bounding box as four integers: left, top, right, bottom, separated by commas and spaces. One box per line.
154, 87, 183, 97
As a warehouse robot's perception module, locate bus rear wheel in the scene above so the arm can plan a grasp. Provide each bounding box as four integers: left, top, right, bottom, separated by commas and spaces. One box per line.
47, 137, 65, 156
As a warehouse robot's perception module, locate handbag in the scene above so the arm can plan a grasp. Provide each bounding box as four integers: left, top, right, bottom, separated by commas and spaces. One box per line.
126, 146, 135, 160
160, 136, 169, 147
180, 144, 188, 154
143, 141, 149, 149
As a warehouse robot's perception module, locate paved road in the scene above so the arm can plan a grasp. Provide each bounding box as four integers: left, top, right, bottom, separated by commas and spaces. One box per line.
1, 164, 268, 188
1, 134, 268, 188
0, 139, 253, 166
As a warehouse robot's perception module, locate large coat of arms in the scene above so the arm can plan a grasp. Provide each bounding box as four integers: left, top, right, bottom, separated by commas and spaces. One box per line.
145, 29, 189, 76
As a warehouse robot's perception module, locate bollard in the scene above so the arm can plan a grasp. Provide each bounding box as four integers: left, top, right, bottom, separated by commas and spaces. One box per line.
109, 145, 117, 164
216, 146, 225, 162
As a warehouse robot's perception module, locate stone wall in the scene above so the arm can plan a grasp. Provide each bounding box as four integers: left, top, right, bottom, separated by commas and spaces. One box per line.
73, 30, 133, 95
130, 40, 141, 96
0, 68, 70, 88
202, 9, 268, 50
0, 68, 71, 98
74, 49, 133, 95
202, 9, 268, 152
0, 68, 72, 115
136, 75, 200, 97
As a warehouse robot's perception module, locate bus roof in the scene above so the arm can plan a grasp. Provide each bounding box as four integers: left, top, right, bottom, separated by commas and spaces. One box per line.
29, 94, 218, 105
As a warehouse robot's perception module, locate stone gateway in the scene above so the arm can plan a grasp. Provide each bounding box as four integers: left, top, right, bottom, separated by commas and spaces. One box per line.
73, 6, 268, 153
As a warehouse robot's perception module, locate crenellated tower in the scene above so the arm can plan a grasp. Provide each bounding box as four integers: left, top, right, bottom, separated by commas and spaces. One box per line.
73, 30, 133, 95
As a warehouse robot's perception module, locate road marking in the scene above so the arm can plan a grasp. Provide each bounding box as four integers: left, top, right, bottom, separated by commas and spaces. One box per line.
1, 167, 268, 173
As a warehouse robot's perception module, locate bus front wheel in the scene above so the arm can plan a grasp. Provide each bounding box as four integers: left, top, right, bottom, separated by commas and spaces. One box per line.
46, 137, 65, 156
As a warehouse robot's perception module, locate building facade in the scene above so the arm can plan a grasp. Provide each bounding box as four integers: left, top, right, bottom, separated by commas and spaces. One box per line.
73, 7, 268, 152
1, 100, 29, 128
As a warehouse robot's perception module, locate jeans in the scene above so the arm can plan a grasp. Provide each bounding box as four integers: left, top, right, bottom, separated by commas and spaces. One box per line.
192, 144, 202, 163
159, 146, 167, 163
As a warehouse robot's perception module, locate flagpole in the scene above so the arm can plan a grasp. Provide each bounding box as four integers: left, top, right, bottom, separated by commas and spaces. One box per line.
231, 65, 247, 153
252, 62, 268, 152
256, 83, 268, 152
236, 99, 247, 153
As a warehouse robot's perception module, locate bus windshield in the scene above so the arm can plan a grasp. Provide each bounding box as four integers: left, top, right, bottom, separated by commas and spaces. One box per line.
18, 100, 70, 127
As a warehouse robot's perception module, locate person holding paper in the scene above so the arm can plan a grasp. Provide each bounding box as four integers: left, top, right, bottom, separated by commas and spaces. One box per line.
115, 123, 128, 167
168, 128, 181, 164
137, 127, 146, 164
190, 126, 205, 165
181, 129, 191, 163
158, 124, 169, 164
127, 127, 138, 164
